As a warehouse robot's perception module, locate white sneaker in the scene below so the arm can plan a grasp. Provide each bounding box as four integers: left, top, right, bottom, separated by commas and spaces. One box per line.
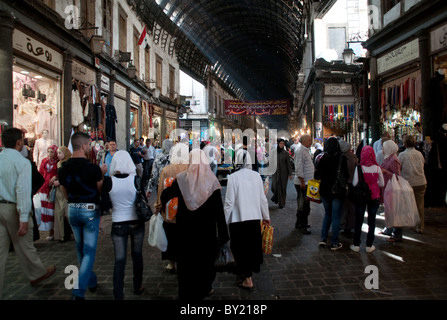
366, 246, 376, 253
350, 245, 360, 252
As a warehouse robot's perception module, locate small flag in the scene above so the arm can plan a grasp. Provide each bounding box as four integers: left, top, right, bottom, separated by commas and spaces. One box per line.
138, 25, 148, 46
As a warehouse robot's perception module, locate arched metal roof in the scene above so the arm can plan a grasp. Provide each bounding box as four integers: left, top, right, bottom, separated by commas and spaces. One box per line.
134, 0, 306, 108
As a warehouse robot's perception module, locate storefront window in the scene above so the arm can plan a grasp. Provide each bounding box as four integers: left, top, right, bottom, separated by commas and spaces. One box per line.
12, 64, 61, 166
130, 107, 139, 144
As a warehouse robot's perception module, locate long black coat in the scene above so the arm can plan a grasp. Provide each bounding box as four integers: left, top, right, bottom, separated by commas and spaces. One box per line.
161, 180, 229, 300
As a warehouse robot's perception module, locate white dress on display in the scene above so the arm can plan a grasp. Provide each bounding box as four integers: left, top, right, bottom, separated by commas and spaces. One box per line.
33, 137, 53, 169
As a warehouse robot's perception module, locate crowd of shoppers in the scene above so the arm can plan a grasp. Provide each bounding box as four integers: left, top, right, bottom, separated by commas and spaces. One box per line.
0, 126, 431, 301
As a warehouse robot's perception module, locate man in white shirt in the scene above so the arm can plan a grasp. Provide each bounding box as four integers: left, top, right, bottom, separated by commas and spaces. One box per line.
142, 139, 156, 190
0, 128, 56, 298
294, 135, 315, 234
373, 132, 391, 158
224, 151, 270, 289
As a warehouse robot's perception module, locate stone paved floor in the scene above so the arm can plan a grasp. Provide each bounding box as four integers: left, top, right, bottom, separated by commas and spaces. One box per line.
3, 180, 447, 302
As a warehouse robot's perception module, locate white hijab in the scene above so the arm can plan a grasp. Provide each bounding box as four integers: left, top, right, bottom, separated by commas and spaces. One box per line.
109, 150, 136, 176
176, 148, 221, 211
170, 143, 189, 165
382, 140, 399, 160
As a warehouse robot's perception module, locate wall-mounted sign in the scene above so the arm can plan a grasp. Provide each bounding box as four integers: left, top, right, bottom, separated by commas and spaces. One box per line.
13, 29, 63, 70
101, 75, 110, 92
130, 91, 140, 106
166, 110, 177, 119
431, 23, 447, 53
224, 99, 290, 116
378, 38, 419, 74
72, 60, 96, 85
324, 84, 353, 96
114, 83, 126, 99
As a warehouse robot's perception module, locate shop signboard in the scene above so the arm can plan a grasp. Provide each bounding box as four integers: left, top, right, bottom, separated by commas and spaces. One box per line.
377, 38, 419, 75
13, 29, 63, 70
324, 84, 353, 96
431, 23, 447, 53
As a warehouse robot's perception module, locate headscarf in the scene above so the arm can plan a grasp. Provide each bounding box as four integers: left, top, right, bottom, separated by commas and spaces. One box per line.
57, 146, 72, 168
324, 137, 341, 157
234, 149, 253, 171
176, 149, 221, 211
382, 140, 399, 160
277, 138, 285, 153
339, 140, 352, 153
314, 143, 323, 151
170, 143, 189, 165
360, 145, 379, 167
47, 145, 59, 166
109, 150, 136, 176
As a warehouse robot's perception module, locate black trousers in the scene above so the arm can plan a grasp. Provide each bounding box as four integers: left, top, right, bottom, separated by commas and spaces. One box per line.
295, 184, 310, 228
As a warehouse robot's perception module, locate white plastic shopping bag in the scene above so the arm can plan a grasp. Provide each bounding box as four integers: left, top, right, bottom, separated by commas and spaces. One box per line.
384, 174, 420, 228
148, 214, 168, 252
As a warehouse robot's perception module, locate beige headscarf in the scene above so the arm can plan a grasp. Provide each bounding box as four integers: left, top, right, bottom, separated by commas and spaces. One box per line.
176, 148, 221, 211
382, 140, 399, 160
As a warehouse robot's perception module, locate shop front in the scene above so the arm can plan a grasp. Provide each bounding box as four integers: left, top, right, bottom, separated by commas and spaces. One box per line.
11, 27, 63, 167
114, 82, 128, 151
322, 83, 357, 144
130, 91, 140, 144
377, 38, 422, 145
165, 109, 178, 140
151, 105, 163, 148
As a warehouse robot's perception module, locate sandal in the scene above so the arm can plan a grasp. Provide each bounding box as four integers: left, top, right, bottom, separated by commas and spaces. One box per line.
237, 283, 254, 290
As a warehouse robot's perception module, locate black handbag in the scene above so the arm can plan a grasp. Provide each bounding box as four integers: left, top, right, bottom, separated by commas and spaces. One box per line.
349, 165, 372, 204
215, 241, 235, 272
134, 176, 152, 222
331, 155, 348, 198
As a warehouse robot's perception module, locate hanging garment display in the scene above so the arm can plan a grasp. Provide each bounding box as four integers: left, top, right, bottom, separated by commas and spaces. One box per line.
105, 104, 118, 141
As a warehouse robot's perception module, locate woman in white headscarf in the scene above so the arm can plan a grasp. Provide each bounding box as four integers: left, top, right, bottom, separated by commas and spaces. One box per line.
154, 142, 190, 273
161, 149, 229, 300
101, 150, 145, 299
380, 140, 402, 240
224, 151, 270, 289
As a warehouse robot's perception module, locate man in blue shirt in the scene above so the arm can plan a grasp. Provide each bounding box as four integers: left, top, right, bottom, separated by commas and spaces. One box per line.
129, 139, 145, 179
101, 139, 118, 177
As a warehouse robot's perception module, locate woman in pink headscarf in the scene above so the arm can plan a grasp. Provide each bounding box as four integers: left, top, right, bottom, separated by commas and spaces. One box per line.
36, 144, 59, 239
161, 149, 229, 300
350, 146, 384, 253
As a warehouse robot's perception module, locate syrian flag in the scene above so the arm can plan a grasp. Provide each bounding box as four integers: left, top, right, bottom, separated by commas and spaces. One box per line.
138, 25, 148, 47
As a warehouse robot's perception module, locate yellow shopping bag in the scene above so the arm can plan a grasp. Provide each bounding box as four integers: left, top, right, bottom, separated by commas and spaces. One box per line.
261, 223, 274, 254
306, 179, 322, 203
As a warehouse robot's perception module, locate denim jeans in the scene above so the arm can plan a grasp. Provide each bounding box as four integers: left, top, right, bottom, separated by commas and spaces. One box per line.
353, 200, 380, 247
320, 195, 344, 245
111, 221, 145, 300
68, 206, 100, 298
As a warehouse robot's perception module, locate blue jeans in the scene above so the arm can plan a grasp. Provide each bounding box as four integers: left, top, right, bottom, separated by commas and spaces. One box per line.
354, 200, 380, 247
111, 221, 145, 300
320, 196, 344, 245
68, 207, 100, 298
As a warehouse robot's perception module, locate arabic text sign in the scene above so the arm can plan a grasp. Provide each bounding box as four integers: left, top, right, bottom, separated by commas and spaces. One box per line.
225, 99, 290, 116
13, 29, 63, 70
431, 23, 447, 53
377, 38, 419, 75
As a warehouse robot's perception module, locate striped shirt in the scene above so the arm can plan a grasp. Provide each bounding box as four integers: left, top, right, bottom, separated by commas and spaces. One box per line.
0, 148, 32, 222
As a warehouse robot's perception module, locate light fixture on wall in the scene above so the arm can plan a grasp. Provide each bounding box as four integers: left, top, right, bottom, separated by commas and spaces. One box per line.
127, 60, 136, 79
90, 35, 105, 55
342, 48, 355, 65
